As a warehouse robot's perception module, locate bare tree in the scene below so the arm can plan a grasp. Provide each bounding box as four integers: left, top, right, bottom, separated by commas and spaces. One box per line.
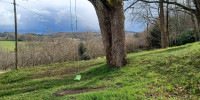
132, 0, 200, 33
126, 0, 200, 45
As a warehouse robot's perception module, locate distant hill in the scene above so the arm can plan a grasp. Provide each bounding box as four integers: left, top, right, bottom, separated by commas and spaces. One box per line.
0, 31, 138, 38
0, 32, 15, 40
125, 31, 138, 34
0, 32, 102, 41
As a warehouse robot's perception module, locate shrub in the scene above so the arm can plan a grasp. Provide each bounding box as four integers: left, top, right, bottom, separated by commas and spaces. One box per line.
172, 30, 195, 46
84, 37, 105, 58
147, 24, 161, 48
78, 42, 90, 60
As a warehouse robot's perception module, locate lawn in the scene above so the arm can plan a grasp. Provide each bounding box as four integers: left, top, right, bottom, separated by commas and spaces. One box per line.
0, 41, 25, 52
0, 42, 199, 100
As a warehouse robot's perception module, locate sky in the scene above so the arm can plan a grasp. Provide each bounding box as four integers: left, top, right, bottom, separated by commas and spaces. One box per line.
0, 0, 146, 33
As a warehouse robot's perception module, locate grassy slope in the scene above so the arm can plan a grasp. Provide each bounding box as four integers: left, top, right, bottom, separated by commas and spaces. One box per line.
0, 42, 200, 100
0, 41, 25, 51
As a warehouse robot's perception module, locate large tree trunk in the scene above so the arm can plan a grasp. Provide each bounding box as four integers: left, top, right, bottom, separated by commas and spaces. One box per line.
89, 0, 127, 67
187, 0, 198, 41
159, 0, 167, 48
191, 14, 198, 41
193, 0, 200, 41
166, 0, 170, 46
197, 16, 200, 41
196, 14, 200, 41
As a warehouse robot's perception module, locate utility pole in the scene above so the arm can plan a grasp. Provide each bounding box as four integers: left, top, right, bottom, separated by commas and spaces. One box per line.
13, 0, 18, 69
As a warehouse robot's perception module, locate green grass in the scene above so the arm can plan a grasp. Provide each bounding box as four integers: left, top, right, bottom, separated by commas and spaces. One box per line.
0, 42, 200, 100
0, 41, 25, 52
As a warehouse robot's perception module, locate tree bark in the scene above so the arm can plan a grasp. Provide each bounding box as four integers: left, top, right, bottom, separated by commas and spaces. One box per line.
159, 0, 167, 48
193, 0, 200, 40
197, 16, 200, 41
166, 0, 170, 46
89, 0, 127, 67
187, 0, 198, 41
191, 14, 198, 41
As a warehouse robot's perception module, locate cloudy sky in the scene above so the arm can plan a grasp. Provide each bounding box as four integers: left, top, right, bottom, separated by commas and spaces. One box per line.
0, 0, 146, 33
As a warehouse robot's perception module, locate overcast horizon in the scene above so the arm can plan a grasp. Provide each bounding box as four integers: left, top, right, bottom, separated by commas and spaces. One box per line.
0, 0, 146, 34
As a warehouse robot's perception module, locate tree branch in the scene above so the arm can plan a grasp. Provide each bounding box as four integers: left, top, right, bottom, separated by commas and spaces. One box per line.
124, 1, 139, 12
136, 0, 196, 14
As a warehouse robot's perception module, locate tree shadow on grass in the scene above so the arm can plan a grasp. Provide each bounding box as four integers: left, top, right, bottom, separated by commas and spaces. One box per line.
53, 64, 121, 96
79, 64, 120, 86
0, 78, 74, 97
0, 64, 119, 97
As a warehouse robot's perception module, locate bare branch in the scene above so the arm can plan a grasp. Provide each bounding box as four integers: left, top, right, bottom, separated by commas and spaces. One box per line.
135, 0, 196, 14
124, 1, 139, 12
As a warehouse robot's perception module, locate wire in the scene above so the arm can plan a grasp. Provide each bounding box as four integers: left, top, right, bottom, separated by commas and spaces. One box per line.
17, 4, 68, 30
69, 0, 73, 32
18, 0, 57, 12
1, 0, 86, 32
0, 0, 12, 4
0, 0, 68, 31
75, 0, 78, 31
22, 0, 72, 31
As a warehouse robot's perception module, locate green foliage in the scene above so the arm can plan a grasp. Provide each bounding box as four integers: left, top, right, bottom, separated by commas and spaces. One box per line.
172, 30, 196, 46
108, 0, 123, 6
0, 42, 200, 99
148, 24, 161, 48
0, 41, 25, 51
132, 49, 143, 53
78, 42, 90, 60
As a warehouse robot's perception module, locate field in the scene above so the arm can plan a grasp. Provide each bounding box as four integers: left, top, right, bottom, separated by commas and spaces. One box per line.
0, 41, 25, 52
0, 42, 200, 100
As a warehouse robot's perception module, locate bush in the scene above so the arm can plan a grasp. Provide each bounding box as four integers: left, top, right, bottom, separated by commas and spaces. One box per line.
172, 30, 195, 46
147, 24, 161, 48
84, 37, 105, 58
126, 34, 139, 53
126, 33, 149, 53
78, 42, 90, 60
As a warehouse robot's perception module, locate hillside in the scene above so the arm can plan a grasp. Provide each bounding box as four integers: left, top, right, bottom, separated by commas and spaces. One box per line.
0, 42, 200, 100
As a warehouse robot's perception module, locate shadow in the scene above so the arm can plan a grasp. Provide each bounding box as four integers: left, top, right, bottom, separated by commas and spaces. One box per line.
78, 64, 120, 86
0, 77, 74, 97
0, 64, 116, 97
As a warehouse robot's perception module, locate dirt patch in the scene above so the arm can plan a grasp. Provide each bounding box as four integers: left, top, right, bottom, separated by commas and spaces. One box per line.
24, 88, 38, 93
0, 71, 6, 74
116, 83, 122, 87
0, 72, 4, 74
56, 86, 105, 96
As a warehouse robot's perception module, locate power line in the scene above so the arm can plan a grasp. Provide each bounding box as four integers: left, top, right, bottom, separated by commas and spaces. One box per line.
21, 0, 72, 24
1, 0, 95, 32
69, 0, 73, 32
75, 0, 78, 31
0, 0, 68, 31
19, 0, 73, 31
17, 4, 67, 27
0, 0, 12, 4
